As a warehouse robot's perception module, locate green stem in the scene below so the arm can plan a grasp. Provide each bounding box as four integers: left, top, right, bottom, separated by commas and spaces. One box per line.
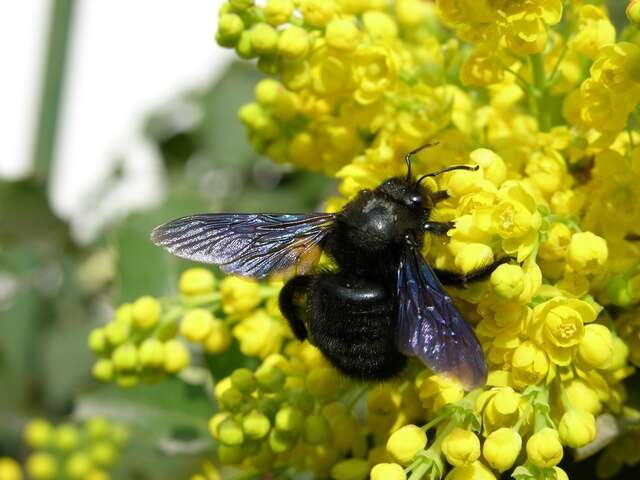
530, 53, 551, 132
32, 0, 76, 183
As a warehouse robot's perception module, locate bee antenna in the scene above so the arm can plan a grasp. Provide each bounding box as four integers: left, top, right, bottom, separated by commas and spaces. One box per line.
416, 164, 479, 185
404, 142, 440, 181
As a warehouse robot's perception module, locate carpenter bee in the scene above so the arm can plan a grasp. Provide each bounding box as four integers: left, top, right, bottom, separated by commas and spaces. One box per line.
151, 144, 507, 390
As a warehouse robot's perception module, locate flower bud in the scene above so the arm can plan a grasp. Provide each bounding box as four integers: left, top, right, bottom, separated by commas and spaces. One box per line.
306, 367, 340, 401
565, 379, 602, 415
104, 322, 130, 347
228, 368, 255, 395
539, 223, 572, 261
255, 364, 285, 392
268, 429, 295, 453
220, 277, 260, 315
526, 427, 563, 468
300, 0, 336, 27
197, 320, 227, 355
567, 232, 608, 275
220, 387, 244, 411
330, 459, 370, 480
139, 339, 165, 369
26, 453, 57, 480
558, 410, 596, 448
511, 340, 549, 389
325, 19, 360, 51
277, 26, 310, 59
482, 427, 522, 472
0, 457, 22, 480
490, 264, 525, 299
217, 13, 244, 47
242, 411, 271, 440
304, 414, 331, 445
114, 304, 133, 325
577, 324, 613, 369
180, 309, 214, 343
386, 425, 427, 465
445, 460, 496, 480
229, 0, 253, 11
606, 275, 635, 307
92, 359, 114, 382
24, 419, 52, 448
441, 427, 481, 467
370, 463, 406, 480
455, 243, 494, 274
90, 442, 116, 466
275, 407, 304, 435
208, 412, 229, 439
217, 445, 244, 465
112, 344, 138, 372
235, 31, 254, 59
470, 148, 507, 186
65, 452, 92, 479
264, 0, 293, 26
250, 23, 279, 55
179, 269, 215, 296
132, 296, 161, 330
609, 336, 630, 370
218, 419, 244, 446
88, 328, 107, 353
163, 339, 190, 373
628, 0, 640, 28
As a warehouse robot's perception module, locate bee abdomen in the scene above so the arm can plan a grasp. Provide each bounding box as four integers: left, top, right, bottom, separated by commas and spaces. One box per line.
307, 274, 407, 380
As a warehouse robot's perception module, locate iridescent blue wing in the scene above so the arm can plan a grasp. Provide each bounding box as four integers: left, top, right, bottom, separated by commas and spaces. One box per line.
396, 248, 487, 390
151, 213, 335, 279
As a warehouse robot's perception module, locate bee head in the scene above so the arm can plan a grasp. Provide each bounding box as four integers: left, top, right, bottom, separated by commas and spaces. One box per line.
376, 177, 433, 210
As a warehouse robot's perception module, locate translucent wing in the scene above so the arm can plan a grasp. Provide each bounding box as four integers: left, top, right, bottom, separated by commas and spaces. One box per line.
151, 213, 335, 278
396, 248, 487, 390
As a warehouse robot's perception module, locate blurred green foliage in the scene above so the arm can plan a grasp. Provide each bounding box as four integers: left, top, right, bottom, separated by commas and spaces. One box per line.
0, 60, 331, 478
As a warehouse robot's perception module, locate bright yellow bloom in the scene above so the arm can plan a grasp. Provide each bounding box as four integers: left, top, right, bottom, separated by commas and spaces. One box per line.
233, 310, 287, 358
441, 428, 481, 467
370, 463, 406, 480
482, 428, 522, 472
180, 309, 214, 343
220, 277, 261, 316
577, 324, 613, 370
386, 425, 427, 465
131, 296, 161, 330
444, 460, 496, 480
566, 232, 608, 275
526, 427, 563, 468
330, 459, 370, 480
511, 340, 549, 389
0, 458, 22, 480
179, 268, 216, 296
558, 409, 596, 448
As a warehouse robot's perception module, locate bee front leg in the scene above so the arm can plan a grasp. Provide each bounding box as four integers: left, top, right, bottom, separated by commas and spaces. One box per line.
424, 221, 455, 236
431, 190, 449, 204
434, 258, 512, 287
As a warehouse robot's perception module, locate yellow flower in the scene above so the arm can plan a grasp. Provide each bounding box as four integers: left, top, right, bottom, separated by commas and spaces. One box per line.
490, 264, 525, 300
526, 427, 563, 468
180, 309, 215, 343
418, 375, 465, 411
131, 296, 161, 330
530, 297, 597, 366
352, 45, 397, 105
0, 458, 22, 480
386, 425, 427, 465
220, 277, 261, 316
558, 410, 596, 448
179, 268, 216, 296
24, 419, 52, 448
476, 387, 522, 435
628, 0, 640, 28
163, 339, 190, 373
233, 310, 286, 359
202, 319, 232, 354
577, 324, 613, 370
482, 428, 522, 472
525, 148, 569, 198
263, 0, 293, 26
300, 0, 336, 27
276, 26, 310, 60
565, 379, 602, 415
138, 338, 165, 369
370, 463, 406, 480
26, 453, 57, 480
566, 232, 608, 275
539, 222, 572, 261
330, 459, 370, 480
325, 19, 360, 52
444, 460, 496, 480
590, 43, 640, 93
511, 340, 549, 389
441, 428, 481, 467
570, 5, 615, 59
454, 243, 494, 275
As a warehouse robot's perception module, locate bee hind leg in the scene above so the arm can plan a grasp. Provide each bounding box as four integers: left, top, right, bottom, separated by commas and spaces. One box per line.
279, 275, 314, 341
434, 257, 512, 288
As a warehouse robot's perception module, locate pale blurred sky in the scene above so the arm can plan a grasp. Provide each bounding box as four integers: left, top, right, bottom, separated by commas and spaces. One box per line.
1, 1, 231, 237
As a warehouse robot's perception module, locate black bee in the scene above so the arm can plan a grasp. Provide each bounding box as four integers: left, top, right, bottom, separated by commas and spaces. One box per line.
151, 144, 506, 390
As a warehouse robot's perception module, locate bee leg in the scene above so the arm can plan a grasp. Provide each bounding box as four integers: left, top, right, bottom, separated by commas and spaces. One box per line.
424, 221, 455, 236
279, 275, 313, 341
431, 190, 449, 204
434, 257, 512, 287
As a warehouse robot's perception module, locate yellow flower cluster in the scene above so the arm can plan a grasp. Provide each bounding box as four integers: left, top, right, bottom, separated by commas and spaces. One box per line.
88, 268, 292, 387
84, 0, 640, 478
15, 417, 128, 480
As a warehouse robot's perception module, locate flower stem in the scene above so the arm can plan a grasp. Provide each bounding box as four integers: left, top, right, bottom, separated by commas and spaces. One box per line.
530, 53, 551, 132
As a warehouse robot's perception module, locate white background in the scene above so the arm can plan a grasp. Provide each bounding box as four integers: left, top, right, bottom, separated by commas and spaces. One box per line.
0, 1, 231, 237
